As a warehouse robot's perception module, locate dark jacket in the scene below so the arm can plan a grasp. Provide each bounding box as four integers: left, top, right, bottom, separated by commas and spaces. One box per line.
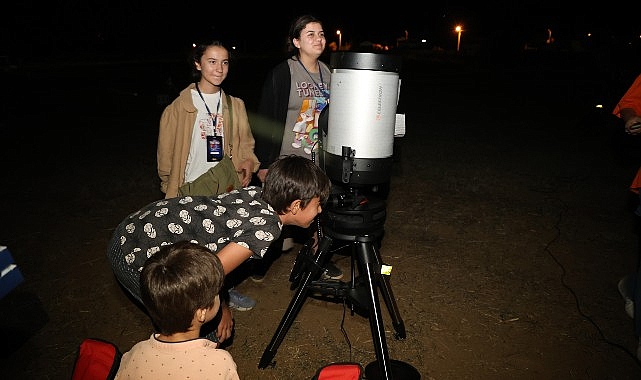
252, 61, 291, 170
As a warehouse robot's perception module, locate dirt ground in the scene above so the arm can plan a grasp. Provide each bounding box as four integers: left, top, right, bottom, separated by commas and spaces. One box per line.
2, 49, 641, 379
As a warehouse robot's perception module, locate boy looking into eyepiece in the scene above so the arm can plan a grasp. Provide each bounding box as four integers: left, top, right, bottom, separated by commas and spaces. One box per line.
108, 154, 331, 345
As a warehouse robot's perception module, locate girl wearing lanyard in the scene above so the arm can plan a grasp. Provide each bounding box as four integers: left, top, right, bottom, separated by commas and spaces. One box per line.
158, 40, 259, 200
156, 40, 260, 338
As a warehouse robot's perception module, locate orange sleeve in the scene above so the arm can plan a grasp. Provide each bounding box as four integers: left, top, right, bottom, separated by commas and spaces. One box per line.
615, 74, 641, 191
613, 73, 641, 118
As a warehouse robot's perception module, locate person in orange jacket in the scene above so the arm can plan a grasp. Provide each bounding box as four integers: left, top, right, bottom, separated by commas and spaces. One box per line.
612, 72, 641, 361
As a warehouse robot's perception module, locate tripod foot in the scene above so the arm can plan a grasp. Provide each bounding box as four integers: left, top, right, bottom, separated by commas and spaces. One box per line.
364, 359, 420, 380
258, 350, 275, 369
394, 322, 406, 340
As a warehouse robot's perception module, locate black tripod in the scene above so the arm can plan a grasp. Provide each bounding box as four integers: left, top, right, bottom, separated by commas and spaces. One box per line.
258, 195, 407, 380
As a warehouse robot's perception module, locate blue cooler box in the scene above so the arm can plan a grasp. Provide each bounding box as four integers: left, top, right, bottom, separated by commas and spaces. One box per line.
0, 246, 24, 299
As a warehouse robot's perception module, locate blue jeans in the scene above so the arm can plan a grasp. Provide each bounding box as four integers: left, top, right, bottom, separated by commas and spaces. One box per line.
620, 273, 641, 337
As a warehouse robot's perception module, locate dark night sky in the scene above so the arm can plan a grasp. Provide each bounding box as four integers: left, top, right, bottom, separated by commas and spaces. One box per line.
1, 2, 636, 59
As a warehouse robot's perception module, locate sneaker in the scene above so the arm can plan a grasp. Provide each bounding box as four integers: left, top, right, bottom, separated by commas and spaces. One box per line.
625, 299, 635, 319
250, 273, 265, 283
618, 277, 634, 319
228, 288, 256, 311
322, 261, 343, 280
203, 330, 219, 343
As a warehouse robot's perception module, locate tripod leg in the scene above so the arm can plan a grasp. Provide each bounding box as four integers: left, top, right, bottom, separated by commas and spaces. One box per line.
357, 242, 394, 380
258, 237, 333, 369
371, 244, 406, 339
258, 270, 312, 369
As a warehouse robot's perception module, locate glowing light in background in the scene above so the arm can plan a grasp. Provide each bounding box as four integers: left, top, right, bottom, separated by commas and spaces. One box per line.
455, 25, 463, 52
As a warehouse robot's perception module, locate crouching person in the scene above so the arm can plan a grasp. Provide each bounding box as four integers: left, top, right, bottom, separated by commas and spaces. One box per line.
107, 155, 331, 345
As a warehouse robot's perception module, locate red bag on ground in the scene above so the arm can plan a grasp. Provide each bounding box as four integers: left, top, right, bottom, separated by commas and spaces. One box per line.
312, 362, 364, 380
71, 338, 122, 380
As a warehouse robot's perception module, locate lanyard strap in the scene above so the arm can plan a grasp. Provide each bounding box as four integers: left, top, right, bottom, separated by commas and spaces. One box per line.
297, 59, 329, 101
225, 93, 233, 157
195, 82, 221, 132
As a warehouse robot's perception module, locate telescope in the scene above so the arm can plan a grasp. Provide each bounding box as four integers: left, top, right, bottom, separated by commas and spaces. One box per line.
320, 51, 402, 188
260, 52, 419, 380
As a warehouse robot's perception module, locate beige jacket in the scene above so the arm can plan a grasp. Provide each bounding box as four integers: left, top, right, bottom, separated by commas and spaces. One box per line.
157, 84, 260, 198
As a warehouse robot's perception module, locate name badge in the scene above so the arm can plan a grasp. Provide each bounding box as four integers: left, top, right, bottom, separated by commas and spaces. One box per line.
206, 135, 223, 162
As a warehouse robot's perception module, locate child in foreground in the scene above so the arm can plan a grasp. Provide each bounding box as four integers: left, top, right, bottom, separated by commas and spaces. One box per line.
114, 241, 239, 380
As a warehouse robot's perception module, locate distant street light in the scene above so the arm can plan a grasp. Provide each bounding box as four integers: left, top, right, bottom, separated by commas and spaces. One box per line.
455, 25, 462, 53
336, 30, 342, 51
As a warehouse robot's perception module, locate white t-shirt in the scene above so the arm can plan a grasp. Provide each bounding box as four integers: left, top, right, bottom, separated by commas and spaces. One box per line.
185, 90, 223, 183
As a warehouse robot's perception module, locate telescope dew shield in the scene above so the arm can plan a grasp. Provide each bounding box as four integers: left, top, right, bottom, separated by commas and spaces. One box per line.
324, 52, 401, 186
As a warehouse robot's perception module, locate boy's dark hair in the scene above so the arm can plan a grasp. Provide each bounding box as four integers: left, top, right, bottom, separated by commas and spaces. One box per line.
140, 241, 224, 335
262, 155, 330, 214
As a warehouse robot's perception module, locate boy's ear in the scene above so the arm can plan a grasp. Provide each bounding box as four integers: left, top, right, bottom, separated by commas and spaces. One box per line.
197, 308, 207, 323
289, 199, 302, 214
